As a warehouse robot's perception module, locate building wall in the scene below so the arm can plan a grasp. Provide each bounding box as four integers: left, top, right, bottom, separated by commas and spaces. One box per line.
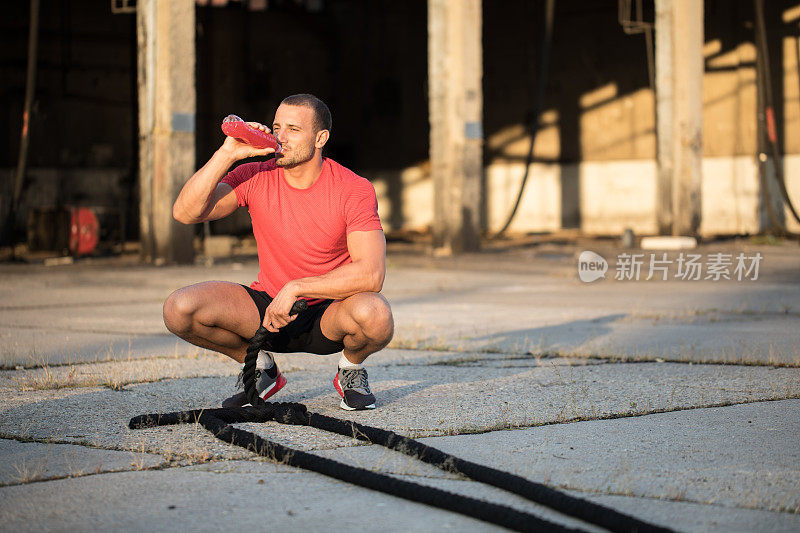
2, 1, 798, 244
373, 0, 800, 237
0, 1, 137, 239
194, 0, 430, 235
782, 5, 800, 233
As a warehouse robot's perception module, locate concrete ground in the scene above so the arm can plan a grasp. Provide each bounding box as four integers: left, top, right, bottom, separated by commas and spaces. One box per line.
0, 237, 798, 532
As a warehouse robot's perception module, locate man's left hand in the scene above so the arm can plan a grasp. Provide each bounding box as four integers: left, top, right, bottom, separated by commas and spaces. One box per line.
264, 282, 301, 333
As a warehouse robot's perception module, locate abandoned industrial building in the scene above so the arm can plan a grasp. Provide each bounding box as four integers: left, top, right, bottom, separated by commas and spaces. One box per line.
2, 0, 798, 262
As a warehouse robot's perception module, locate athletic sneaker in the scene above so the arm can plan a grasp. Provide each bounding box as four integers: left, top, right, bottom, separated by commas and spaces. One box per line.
333, 366, 376, 410
221, 351, 286, 408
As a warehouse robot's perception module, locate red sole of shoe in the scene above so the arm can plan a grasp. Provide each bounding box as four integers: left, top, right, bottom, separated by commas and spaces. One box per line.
333, 374, 375, 410
259, 373, 287, 401
333, 374, 344, 398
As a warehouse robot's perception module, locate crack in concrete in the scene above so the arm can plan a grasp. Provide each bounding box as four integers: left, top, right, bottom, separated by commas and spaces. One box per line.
4, 346, 796, 375
0, 351, 211, 371
422, 355, 800, 369
545, 481, 800, 516
0, 461, 170, 489
4, 397, 798, 464
423, 396, 800, 438
3, 354, 797, 394
0, 298, 164, 312
0, 324, 170, 337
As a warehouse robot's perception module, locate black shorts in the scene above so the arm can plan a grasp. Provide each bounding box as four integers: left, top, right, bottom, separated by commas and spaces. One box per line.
241, 285, 345, 355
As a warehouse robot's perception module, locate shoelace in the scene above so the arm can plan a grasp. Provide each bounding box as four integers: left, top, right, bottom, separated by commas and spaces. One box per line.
235, 368, 271, 391
339, 368, 371, 394
236, 351, 274, 390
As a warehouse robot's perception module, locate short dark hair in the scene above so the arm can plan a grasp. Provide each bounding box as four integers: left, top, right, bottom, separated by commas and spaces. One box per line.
280, 93, 332, 133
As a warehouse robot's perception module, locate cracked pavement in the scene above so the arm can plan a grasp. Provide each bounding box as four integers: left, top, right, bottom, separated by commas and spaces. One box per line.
0, 239, 798, 531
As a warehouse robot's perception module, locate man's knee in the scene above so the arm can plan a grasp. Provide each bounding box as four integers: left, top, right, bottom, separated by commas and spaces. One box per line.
348, 293, 394, 345
163, 288, 196, 335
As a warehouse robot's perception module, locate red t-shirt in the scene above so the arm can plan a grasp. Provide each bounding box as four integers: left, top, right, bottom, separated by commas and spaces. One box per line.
221, 157, 383, 304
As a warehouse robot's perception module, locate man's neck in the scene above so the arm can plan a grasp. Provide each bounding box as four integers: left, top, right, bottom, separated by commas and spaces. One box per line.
282, 154, 324, 189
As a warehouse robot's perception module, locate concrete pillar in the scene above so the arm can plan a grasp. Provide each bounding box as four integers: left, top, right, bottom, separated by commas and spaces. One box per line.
655, 0, 673, 235
428, 0, 483, 254
655, 0, 703, 236
137, 0, 196, 264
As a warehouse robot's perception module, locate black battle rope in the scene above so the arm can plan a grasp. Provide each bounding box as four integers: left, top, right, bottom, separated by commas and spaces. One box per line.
130, 302, 673, 533
242, 300, 308, 408
131, 405, 581, 533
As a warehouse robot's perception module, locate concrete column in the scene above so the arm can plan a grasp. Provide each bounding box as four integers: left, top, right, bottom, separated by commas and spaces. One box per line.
655, 0, 673, 235
655, 0, 703, 236
137, 0, 196, 264
428, 0, 483, 254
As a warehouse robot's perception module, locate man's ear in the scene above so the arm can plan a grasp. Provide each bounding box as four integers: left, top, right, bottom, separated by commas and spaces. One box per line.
315, 129, 330, 149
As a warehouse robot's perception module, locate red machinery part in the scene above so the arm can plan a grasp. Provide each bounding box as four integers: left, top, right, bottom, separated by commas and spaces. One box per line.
221, 114, 281, 152
69, 207, 99, 256
765, 107, 777, 144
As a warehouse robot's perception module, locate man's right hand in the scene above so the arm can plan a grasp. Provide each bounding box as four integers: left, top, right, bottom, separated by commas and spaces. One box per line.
220, 122, 277, 161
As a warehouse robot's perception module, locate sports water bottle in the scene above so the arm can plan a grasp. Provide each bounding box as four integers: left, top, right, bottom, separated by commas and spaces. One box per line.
221, 114, 281, 153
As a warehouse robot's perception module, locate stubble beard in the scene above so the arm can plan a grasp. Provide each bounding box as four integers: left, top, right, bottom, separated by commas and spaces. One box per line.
275, 140, 316, 168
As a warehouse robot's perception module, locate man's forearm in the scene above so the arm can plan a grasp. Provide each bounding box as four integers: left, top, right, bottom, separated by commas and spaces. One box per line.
288, 261, 384, 301
173, 148, 237, 223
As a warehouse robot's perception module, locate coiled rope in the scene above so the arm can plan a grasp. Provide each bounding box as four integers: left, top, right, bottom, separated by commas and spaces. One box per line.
130, 301, 673, 533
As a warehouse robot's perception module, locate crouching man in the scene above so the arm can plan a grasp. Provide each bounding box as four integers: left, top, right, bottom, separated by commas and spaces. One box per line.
163, 94, 393, 410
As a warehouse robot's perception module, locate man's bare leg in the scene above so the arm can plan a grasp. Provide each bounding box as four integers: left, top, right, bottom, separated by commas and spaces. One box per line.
162, 281, 261, 363
165, 284, 392, 409
164, 283, 393, 365
320, 292, 394, 364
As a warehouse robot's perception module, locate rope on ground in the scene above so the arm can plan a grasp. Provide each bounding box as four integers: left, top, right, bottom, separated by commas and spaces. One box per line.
130, 405, 582, 533
130, 327, 674, 532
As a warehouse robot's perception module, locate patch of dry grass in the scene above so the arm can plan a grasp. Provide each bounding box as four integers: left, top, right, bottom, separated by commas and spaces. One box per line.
6, 352, 237, 392
10, 454, 49, 484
